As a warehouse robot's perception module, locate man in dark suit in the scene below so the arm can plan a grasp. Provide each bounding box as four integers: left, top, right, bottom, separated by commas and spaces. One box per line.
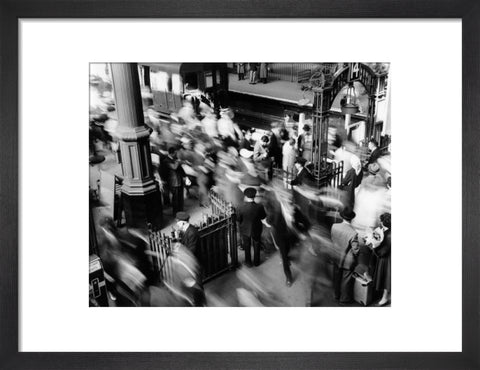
237, 187, 266, 267
331, 207, 360, 304
366, 138, 382, 167
165, 147, 184, 216
176, 212, 200, 259
290, 157, 316, 186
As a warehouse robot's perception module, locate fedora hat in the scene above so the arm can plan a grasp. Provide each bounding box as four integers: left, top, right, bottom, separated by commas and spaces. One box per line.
175, 211, 190, 222
340, 207, 356, 221
368, 163, 380, 175
296, 157, 307, 166
243, 187, 257, 199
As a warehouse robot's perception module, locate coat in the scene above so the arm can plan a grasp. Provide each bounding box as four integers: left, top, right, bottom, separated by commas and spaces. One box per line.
331, 221, 359, 270
340, 168, 363, 209
298, 132, 313, 160
373, 228, 391, 291
253, 141, 269, 162
164, 155, 184, 188
259, 63, 268, 78
291, 167, 316, 186
366, 148, 382, 166
181, 225, 200, 257
237, 201, 266, 238
282, 142, 297, 172
265, 200, 289, 251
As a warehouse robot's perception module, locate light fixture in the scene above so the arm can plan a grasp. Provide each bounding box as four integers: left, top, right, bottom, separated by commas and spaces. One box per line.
340, 82, 360, 115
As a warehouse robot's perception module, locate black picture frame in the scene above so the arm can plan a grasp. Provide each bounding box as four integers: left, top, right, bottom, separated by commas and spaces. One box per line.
1, 1, 479, 369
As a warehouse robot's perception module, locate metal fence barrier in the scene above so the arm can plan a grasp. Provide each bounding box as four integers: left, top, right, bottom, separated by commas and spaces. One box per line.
147, 190, 238, 284
273, 160, 344, 190
147, 228, 174, 284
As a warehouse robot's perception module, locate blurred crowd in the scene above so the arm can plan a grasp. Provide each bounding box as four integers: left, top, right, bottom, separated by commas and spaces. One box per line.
90, 79, 391, 307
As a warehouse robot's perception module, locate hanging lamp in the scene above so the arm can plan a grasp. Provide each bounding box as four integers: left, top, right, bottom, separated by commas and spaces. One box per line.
340, 82, 360, 115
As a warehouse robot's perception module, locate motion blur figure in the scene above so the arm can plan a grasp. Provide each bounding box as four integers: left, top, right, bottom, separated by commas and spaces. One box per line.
217, 108, 242, 147
339, 154, 363, 209
301, 224, 335, 306
235, 268, 285, 307
201, 108, 218, 138
262, 188, 293, 286
97, 219, 153, 306
353, 162, 387, 230
178, 99, 200, 130
143, 242, 205, 307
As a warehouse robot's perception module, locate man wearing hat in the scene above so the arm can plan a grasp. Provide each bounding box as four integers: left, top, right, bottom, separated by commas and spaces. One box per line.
217, 108, 243, 148
331, 207, 360, 304
165, 147, 185, 216
237, 187, 267, 267
239, 129, 254, 152
364, 162, 385, 188
176, 212, 200, 259
365, 138, 382, 167
290, 157, 315, 186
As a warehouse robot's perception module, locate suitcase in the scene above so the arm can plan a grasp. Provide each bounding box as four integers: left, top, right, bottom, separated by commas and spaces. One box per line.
353, 273, 373, 306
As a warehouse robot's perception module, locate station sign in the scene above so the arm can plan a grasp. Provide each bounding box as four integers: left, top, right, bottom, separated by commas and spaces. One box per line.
349, 63, 360, 81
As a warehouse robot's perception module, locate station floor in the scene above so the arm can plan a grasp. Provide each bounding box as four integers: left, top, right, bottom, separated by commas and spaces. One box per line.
91, 149, 388, 308
228, 73, 314, 106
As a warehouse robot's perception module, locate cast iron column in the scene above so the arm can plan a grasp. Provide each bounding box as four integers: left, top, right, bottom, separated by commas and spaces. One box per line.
110, 63, 162, 229
312, 88, 330, 172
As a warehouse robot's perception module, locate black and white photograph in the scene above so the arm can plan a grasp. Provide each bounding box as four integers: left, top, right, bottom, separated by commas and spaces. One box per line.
89, 62, 391, 307
5, 10, 474, 366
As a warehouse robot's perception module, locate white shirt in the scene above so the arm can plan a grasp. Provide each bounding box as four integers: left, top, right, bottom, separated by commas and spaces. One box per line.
202, 116, 218, 137
217, 117, 236, 139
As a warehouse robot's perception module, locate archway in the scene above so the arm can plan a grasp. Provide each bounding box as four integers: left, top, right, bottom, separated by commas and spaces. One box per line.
310, 63, 388, 172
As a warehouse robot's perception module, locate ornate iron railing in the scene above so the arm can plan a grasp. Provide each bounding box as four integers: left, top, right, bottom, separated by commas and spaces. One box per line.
148, 190, 238, 283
